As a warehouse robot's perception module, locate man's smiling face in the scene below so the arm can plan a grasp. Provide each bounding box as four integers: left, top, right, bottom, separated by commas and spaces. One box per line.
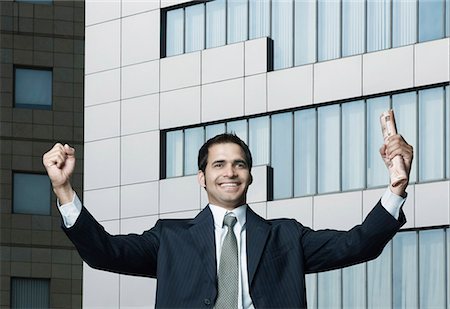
198, 142, 252, 210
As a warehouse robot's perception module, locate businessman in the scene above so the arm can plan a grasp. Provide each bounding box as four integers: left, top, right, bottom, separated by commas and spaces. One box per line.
43, 133, 413, 308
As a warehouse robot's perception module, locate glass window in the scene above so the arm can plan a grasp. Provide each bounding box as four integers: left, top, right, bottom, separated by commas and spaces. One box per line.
271, 113, 293, 199
294, 109, 317, 197
318, 105, 340, 193
342, 263, 366, 308
392, 0, 417, 47
272, 0, 294, 69
306, 274, 318, 309
166, 130, 184, 177
294, 0, 317, 66
367, 0, 391, 52
13, 173, 51, 216
318, 0, 341, 61
419, 87, 445, 182
447, 0, 450, 36
318, 269, 342, 308
447, 86, 450, 178
206, 0, 226, 48
16, 0, 52, 4
11, 278, 50, 309
367, 96, 390, 188
206, 123, 226, 140
419, 0, 445, 42
184, 127, 204, 175
393, 231, 418, 309
342, 0, 365, 57
392, 91, 417, 183
249, 116, 270, 166
166, 8, 184, 56
185, 4, 205, 53
15, 67, 52, 109
342, 101, 365, 191
367, 242, 392, 308
227, 0, 248, 44
419, 229, 446, 308
227, 120, 248, 144
249, 0, 271, 39
447, 228, 450, 309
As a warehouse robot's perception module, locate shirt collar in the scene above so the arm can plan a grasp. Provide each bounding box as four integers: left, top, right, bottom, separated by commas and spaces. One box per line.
209, 203, 247, 229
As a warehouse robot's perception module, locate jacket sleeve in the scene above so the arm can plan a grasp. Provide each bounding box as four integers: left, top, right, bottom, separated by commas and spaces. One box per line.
300, 200, 406, 273
62, 206, 160, 278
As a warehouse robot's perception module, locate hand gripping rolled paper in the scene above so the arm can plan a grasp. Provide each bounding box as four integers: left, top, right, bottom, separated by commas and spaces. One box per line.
380, 110, 408, 187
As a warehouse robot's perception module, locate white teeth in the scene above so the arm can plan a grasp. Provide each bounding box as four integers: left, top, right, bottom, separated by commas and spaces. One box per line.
221, 183, 238, 187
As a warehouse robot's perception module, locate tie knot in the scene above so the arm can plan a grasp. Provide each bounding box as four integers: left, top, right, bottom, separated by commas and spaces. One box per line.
223, 214, 237, 228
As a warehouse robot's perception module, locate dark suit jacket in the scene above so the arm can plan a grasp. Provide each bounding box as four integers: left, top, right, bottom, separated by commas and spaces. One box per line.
63, 200, 405, 308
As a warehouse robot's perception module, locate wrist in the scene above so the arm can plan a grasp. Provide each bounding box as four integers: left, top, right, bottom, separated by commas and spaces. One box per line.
389, 184, 407, 198
53, 183, 74, 205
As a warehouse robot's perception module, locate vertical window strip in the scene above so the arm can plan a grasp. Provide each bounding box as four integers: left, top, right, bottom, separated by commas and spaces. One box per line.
446, 85, 450, 178
166, 130, 184, 177
294, 0, 317, 66
249, 0, 271, 39
227, 0, 248, 44
367, 0, 392, 52
271, 0, 294, 69
342, 0, 366, 57
392, 0, 417, 48
206, 0, 227, 48
318, 0, 341, 61
318, 269, 342, 308
367, 242, 393, 308
342, 263, 366, 308
419, 0, 445, 42
166, 8, 184, 56
185, 4, 205, 53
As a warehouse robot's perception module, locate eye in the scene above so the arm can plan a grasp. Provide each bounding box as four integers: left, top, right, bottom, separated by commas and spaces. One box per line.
236, 162, 247, 168
213, 162, 223, 168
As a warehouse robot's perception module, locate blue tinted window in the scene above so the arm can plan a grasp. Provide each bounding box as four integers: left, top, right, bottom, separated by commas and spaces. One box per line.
367, 0, 391, 52
272, 0, 294, 69
294, 0, 317, 65
166, 130, 184, 177
185, 4, 205, 53
342, 0, 365, 56
318, 0, 341, 61
13, 173, 51, 215
206, 0, 226, 48
419, 0, 445, 42
227, 0, 248, 43
184, 127, 204, 175
166, 8, 184, 56
392, 0, 417, 47
249, 0, 270, 39
11, 278, 50, 308
15, 68, 52, 109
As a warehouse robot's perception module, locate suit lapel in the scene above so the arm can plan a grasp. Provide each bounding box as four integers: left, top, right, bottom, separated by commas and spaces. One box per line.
188, 206, 217, 284
246, 206, 271, 286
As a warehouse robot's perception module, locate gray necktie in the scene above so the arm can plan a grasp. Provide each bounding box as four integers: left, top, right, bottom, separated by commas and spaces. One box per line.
215, 214, 238, 309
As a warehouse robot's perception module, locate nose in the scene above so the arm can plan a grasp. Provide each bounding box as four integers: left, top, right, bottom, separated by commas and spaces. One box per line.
223, 163, 237, 177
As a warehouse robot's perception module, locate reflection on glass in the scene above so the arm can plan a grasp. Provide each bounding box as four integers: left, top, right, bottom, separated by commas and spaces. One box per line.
184, 127, 204, 175
419, 0, 445, 42
367, 96, 390, 187
294, 0, 317, 65
15, 68, 52, 109
272, 0, 294, 69
206, 0, 226, 48
342, 101, 365, 190
393, 232, 418, 309
271, 113, 293, 199
294, 109, 317, 196
367, 0, 391, 52
392, 0, 417, 47
227, 120, 248, 144
306, 274, 318, 309
13, 173, 51, 215
206, 123, 226, 140
392, 91, 417, 183
249, 0, 270, 39
185, 4, 205, 53
318, 0, 341, 61
228, 0, 248, 43
419, 88, 444, 181
342, 263, 366, 308
166, 130, 184, 177
318, 105, 340, 193
318, 269, 342, 308
166, 9, 184, 56
419, 230, 446, 308
342, 0, 365, 56
367, 242, 392, 308
249, 116, 270, 165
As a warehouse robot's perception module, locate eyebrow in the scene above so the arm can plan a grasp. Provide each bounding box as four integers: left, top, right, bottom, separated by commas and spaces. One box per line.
211, 159, 247, 166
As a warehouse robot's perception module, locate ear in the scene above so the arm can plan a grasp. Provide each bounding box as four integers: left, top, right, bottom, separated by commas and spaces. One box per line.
249, 173, 253, 185
198, 170, 206, 188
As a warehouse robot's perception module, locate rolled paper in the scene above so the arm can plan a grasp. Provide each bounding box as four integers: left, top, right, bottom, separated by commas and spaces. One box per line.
380, 109, 408, 187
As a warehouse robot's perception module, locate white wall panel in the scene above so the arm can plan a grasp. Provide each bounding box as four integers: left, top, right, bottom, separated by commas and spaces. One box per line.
121, 94, 159, 135
159, 175, 201, 213
161, 0, 191, 8
85, 69, 120, 106
122, 0, 160, 17
121, 131, 160, 185
244, 73, 267, 116
160, 52, 201, 92
120, 275, 157, 308
245, 38, 271, 76
84, 187, 120, 222
122, 60, 160, 99
415, 38, 450, 87
84, 138, 120, 190
313, 191, 362, 230
85, 101, 120, 142
362, 188, 385, 218
160, 86, 201, 129
314, 55, 362, 104
121, 182, 159, 218
267, 65, 313, 111
85, 0, 120, 26
85, 20, 121, 74
267, 197, 313, 228
202, 78, 244, 122
159, 210, 201, 219
122, 10, 160, 66
202, 43, 244, 84
363, 46, 414, 95
415, 181, 449, 227
249, 202, 267, 219
247, 165, 270, 204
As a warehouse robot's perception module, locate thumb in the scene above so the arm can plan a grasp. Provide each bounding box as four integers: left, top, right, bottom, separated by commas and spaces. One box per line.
64, 144, 75, 157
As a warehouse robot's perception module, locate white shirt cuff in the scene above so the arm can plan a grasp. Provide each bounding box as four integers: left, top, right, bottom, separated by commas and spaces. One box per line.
381, 187, 406, 220
57, 192, 82, 228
